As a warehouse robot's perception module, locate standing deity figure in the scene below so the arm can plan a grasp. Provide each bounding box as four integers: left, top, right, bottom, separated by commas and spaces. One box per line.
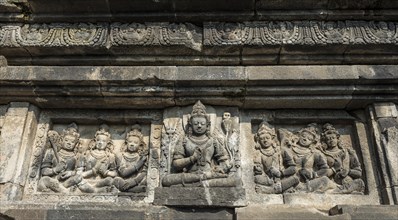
162, 101, 237, 187
112, 125, 148, 193
38, 123, 82, 193
321, 123, 365, 194
253, 122, 299, 194
284, 123, 334, 192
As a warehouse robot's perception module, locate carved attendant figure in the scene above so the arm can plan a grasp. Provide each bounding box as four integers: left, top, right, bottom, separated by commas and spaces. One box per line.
38, 123, 82, 193
113, 125, 148, 192
76, 124, 117, 193
287, 123, 333, 192
162, 101, 236, 187
321, 123, 365, 193
254, 122, 299, 194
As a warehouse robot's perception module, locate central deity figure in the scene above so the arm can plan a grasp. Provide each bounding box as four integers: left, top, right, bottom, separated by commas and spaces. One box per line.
162, 101, 237, 187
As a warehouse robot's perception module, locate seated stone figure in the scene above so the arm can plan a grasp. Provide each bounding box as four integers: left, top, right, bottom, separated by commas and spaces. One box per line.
321, 123, 365, 194
162, 101, 237, 187
283, 123, 334, 192
37, 123, 82, 193
76, 124, 118, 193
112, 125, 148, 193
253, 122, 299, 194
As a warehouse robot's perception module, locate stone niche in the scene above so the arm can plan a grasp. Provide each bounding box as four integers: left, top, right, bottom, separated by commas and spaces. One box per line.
24, 109, 162, 204
10, 101, 382, 208
154, 101, 246, 207
241, 109, 379, 207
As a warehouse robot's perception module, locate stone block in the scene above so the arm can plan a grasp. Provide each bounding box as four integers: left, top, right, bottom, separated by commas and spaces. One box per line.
154, 187, 246, 207
236, 205, 350, 220
374, 103, 398, 118
329, 205, 398, 220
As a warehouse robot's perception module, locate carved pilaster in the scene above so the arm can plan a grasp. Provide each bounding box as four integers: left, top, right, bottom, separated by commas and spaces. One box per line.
368, 102, 398, 204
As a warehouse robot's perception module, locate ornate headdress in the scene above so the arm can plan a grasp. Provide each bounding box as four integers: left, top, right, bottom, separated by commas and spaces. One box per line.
322, 123, 340, 137
62, 122, 80, 139
126, 124, 144, 140
297, 123, 320, 143
256, 122, 276, 138
191, 100, 207, 117
95, 124, 111, 140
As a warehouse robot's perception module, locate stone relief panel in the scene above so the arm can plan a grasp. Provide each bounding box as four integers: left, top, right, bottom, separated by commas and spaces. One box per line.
0, 23, 108, 47
28, 122, 151, 197
0, 21, 397, 49
253, 122, 365, 195
204, 21, 398, 46
160, 101, 241, 188
111, 22, 202, 51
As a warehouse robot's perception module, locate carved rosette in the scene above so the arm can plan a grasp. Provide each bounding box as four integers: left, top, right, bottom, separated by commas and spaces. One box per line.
111, 22, 202, 51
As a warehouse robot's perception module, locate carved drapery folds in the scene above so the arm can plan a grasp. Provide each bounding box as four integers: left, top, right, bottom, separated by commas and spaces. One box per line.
33, 123, 149, 194
160, 101, 241, 188
253, 122, 365, 194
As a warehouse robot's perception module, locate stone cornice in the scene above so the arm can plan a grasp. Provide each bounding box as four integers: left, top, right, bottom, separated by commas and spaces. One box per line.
1, 21, 397, 49
1, 21, 398, 65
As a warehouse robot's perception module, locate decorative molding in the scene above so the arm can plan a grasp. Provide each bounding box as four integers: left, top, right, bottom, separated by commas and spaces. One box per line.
1, 21, 398, 51
204, 21, 398, 45
111, 22, 202, 51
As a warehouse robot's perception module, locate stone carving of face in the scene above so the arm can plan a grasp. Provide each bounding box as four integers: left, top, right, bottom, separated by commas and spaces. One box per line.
95, 134, 109, 151
325, 133, 338, 148
299, 131, 315, 148
62, 135, 78, 151
223, 112, 231, 120
191, 116, 207, 135
126, 136, 141, 153
259, 133, 273, 149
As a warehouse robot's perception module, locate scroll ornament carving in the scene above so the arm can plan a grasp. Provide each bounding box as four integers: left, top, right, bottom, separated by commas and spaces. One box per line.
36, 123, 148, 194
161, 101, 240, 187
253, 122, 365, 194
1, 21, 397, 49
111, 22, 202, 51
204, 21, 398, 45
0, 23, 108, 47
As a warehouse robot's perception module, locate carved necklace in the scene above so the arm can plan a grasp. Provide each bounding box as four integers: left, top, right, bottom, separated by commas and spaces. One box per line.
292, 145, 312, 157
188, 135, 209, 145
58, 149, 75, 158
260, 147, 276, 157
323, 147, 345, 159
123, 152, 139, 162
90, 149, 108, 160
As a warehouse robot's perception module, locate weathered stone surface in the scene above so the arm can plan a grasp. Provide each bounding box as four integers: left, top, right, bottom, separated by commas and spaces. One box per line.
330, 205, 398, 220
154, 187, 246, 207
236, 205, 350, 220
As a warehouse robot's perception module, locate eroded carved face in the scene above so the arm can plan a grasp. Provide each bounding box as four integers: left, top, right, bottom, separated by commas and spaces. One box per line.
325, 133, 338, 148
95, 134, 109, 151
259, 133, 273, 149
62, 135, 78, 151
191, 116, 207, 135
126, 136, 140, 152
299, 131, 315, 147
